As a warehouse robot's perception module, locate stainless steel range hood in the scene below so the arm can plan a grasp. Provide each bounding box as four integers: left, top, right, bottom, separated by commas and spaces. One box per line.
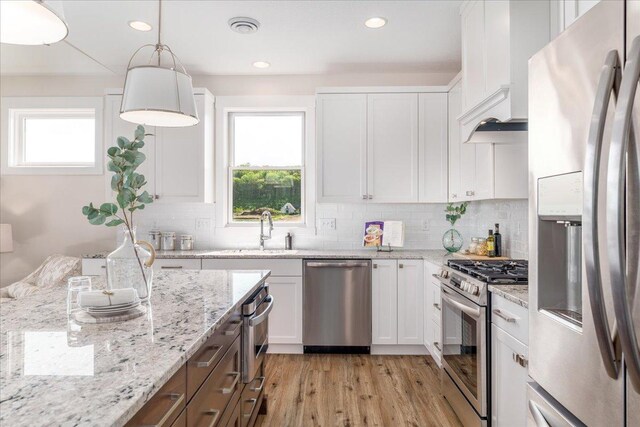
464, 119, 528, 144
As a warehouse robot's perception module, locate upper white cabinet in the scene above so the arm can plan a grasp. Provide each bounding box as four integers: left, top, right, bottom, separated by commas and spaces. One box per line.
104, 89, 215, 203
459, 0, 550, 142
419, 93, 448, 203
317, 89, 448, 204
316, 94, 367, 203
368, 93, 419, 203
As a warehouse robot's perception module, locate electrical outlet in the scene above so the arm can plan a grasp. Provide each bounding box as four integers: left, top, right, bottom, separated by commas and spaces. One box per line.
319, 218, 336, 230
421, 220, 430, 231
195, 218, 212, 231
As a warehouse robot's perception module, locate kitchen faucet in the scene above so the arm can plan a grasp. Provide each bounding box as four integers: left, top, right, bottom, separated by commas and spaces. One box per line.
259, 210, 274, 250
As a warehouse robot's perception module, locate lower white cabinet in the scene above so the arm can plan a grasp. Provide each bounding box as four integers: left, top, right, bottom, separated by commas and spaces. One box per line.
372, 259, 424, 346
491, 323, 529, 427
424, 261, 443, 366
267, 276, 303, 344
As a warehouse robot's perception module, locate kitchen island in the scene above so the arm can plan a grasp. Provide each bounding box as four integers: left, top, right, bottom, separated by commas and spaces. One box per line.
0, 269, 271, 427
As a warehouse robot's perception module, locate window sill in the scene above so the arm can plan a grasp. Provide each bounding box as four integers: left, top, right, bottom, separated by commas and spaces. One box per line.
0, 165, 103, 176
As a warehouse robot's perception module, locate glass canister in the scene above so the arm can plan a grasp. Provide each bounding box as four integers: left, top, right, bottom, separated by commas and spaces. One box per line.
179, 235, 194, 251
148, 230, 161, 250
161, 231, 176, 251
469, 237, 479, 254
476, 238, 488, 256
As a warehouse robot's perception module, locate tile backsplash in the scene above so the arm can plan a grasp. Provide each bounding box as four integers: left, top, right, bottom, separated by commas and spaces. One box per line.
132, 199, 529, 259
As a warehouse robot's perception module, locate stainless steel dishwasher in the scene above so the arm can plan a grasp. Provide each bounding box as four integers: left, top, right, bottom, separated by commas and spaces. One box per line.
303, 259, 372, 353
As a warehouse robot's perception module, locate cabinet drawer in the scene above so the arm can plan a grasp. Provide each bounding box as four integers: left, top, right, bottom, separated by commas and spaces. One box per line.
431, 319, 442, 367
81, 258, 106, 276
218, 400, 241, 427
171, 410, 186, 427
431, 282, 442, 325
202, 259, 301, 277
188, 337, 242, 427
187, 310, 242, 400
491, 292, 528, 345
126, 366, 187, 427
154, 258, 202, 271
241, 360, 265, 427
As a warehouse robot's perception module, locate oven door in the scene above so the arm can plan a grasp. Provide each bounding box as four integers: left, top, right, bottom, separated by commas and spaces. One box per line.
242, 292, 274, 383
441, 285, 487, 417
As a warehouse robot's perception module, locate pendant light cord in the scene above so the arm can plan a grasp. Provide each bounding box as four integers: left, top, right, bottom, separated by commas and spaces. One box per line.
156, 0, 162, 66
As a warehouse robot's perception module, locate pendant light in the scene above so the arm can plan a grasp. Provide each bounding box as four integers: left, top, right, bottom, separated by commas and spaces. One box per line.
120, 0, 198, 127
0, 0, 69, 45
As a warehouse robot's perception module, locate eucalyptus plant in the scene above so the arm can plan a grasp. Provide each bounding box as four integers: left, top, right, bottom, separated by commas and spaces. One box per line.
82, 125, 153, 281
445, 202, 468, 227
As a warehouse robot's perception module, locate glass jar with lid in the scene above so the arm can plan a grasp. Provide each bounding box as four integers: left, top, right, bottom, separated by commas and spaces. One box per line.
469, 237, 479, 254
476, 238, 488, 256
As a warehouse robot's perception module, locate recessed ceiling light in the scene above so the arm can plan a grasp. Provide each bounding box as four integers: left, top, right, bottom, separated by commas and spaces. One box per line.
365, 17, 387, 29
128, 20, 152, 32
253, 61, 270, 69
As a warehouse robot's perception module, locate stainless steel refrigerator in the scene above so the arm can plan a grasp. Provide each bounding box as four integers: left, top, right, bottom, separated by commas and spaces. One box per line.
528, 0, 640, 426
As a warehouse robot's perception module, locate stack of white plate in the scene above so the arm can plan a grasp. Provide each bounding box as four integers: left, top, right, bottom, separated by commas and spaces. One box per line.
84, 300, 141, 316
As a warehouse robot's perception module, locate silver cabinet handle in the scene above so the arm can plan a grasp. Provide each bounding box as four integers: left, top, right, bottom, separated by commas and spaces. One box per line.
608, 35, 640, 393
161, 266, 183, 269
528, 401, 551, 427
399, 263, 404, 269
512, 352, 528, 368
584, 49, 621, 380
451, 193, 457, 198
306, 261, 370, 268
362, 195, 367, 200
193, 345, 222, 368
204, 409, 220, 427
223, 320, 242, 336
243, 398, 259, 418
220, 371, 240, 394
154, 194, 160, 200
368, 195, 373, 199
373, 263, 378, 269
492, 308, 516, 323
433, 303, 441, 310
147, 392, 185, 427
434, 342, 442, 352
250, 376, 265, 392
465, 190, 475, 196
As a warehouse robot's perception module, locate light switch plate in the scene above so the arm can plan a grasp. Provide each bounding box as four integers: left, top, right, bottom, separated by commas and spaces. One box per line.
195, 218, 212, 231
421, 220, 430, 231
319, 218, 336, 230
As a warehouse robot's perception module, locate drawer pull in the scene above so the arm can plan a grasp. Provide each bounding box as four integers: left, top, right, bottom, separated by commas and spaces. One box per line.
493, 308, 517, 323
243, 398, 259, 418
147, 392, 184, 427
193, 345, 223, 368
434, 342, 442, 352
101, 265, 106, 269
433, 303, 441, 310
161, 266, 183, 269
250, 376, 266, 393
221, 372, 240, 394
513, 352, 528, 368
223, 320, 242, 336
204, 409, 220, 427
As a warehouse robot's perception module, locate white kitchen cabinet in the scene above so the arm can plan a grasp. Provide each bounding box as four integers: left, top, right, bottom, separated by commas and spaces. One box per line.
316, 94, 367, 203
431, 320, 443, 366
559, 0, 601, 32
458, 0, 550, 143
423, 261, 443, 367
153, 258, 202, 271
367, 93, 419, 202
397, 260, 424, 345
103, 89, 214, 203
494, 143, 528, 199
491, 323, 529, 427
418, 93, 448, 203
372, 260, 398, 345
267, 276, 303, 344
448, 80, 463, 202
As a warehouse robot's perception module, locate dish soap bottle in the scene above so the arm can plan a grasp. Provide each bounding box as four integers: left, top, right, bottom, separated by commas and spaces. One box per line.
494, 223, 502, 257
487, 229, 496, 258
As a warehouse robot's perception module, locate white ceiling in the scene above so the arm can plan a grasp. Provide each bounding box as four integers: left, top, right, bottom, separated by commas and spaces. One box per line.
0, 0, 462, 76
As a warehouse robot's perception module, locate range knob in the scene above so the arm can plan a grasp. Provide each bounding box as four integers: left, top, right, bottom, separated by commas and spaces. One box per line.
471, 285, 480, 296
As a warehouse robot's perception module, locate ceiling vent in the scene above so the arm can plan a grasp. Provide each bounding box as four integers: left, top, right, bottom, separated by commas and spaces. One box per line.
228, 17, 260, 34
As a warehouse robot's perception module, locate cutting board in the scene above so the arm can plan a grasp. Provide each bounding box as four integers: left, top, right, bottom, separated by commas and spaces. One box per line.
452, 252, 510, 261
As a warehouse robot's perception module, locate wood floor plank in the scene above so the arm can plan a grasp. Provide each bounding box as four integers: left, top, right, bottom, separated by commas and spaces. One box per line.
255, 354, 462, 427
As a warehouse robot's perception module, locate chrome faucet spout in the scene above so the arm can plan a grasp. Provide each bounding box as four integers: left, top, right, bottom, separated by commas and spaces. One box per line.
259, 210, 274, 250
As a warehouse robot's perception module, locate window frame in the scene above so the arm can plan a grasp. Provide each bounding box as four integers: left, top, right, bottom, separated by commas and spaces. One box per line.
228, 111, 306, 225
1, 97, 103, 175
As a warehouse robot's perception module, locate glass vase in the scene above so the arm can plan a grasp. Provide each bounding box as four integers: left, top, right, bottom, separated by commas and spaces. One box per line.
442, 228, 463, 253
106, 227, 156, 302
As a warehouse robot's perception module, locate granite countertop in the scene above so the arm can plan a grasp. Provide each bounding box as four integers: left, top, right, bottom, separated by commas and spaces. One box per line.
84, 248, 453, 266
489, 284, 529, 308
0, 269, 270, 427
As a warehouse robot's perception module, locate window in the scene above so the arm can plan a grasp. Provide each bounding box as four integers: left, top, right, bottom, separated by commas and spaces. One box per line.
229, 112, 304, 223
1, 97, 103, 175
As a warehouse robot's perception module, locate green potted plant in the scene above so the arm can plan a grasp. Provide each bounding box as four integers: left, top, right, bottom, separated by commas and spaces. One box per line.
82, 125, 156, 301
443, 202, 468, 253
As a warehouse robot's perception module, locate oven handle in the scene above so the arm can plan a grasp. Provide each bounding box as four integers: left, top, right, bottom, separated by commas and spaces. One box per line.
249, 295, 274, 327
441, 288, 481, 319
528, 400, 552, 427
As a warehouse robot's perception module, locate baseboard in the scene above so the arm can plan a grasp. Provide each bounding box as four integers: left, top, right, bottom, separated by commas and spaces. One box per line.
267, 344, 303, 354
371, 345, 429, 355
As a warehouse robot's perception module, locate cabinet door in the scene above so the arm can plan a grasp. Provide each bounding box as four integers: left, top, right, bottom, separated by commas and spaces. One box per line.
459, 142, 476, 201
367, 93, 419, 202
423, 261, 440, 348
473, 143, 494, 200
104, 95, 156, 198
494, 143, 528, 199
418, 93, 448, 203
155, 94, 214, 203
484, 0, 510, 96
461, 0, 486, 112
268, 276, 303, 344
397, 260, 424, 345
491, 324, 528, 427
372, 260, 398, 345
432, 319, 443, 367
316, 94, 368, 202
448, 81, 463, 202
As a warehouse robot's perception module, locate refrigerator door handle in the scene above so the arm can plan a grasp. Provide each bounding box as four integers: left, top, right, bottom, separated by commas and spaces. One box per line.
608, 35, 640, 393
528, 400, 552, 427
584, 49, 621, 379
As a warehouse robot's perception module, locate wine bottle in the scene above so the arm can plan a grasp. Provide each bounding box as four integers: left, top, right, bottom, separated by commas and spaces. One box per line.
494, 223, 502, 257
487, 229, 496, 258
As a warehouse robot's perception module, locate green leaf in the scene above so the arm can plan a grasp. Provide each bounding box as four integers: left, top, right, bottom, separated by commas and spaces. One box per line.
134, 125, 145, 141
131, 140, 145, 149
117, 188, 136, 208
107, 146, 119, 157
87, 209, 100, 220
99, 203, 118, 215
107, 160, 121, 173
82, 205, 91, 215
105, 219, 124, 227
117, 136, 130, 149
111, 175, 120, 191
137, 191, 153, 204
89, 214, 106, 225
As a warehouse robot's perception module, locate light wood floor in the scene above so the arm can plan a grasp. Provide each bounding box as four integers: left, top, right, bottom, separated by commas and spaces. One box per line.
255, 354, 463, 427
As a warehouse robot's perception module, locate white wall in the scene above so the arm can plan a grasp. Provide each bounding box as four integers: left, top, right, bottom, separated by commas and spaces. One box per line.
0, 71, 457, 286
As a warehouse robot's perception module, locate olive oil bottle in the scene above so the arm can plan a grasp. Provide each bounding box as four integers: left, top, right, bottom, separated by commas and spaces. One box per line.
487, 229, 496, 257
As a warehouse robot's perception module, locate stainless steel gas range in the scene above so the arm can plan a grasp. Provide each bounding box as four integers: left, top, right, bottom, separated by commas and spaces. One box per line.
434, 259, 528, 427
